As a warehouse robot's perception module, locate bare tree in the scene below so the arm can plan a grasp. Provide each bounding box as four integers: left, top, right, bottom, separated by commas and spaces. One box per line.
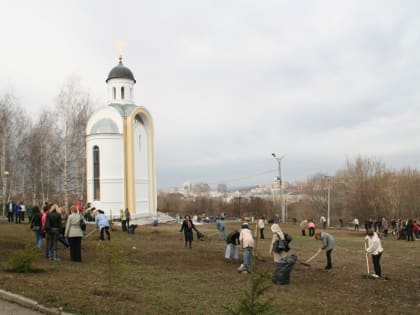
303, 173, 328, 216
20, 109, 59, 205
54, 77, 93, 209
0, 94, 13, 214
0, 93, 28, 213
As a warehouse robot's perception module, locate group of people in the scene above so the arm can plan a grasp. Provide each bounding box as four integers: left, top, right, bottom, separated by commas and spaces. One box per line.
394, 218, 420, 241
364, 217, 390, 237
179, 216, 255, 273
299, 219, 316, 237
362, 217, 420, 241
30, 203, 83, 261
27, 202, 113, 262
6, 200, 27, 223
180, 214, 388, 284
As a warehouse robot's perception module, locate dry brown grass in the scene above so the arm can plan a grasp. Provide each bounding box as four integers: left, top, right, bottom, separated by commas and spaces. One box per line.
0, 220, 419, 315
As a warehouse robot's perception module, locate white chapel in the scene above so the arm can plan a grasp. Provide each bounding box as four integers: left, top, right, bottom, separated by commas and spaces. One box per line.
86, 56, 157, 217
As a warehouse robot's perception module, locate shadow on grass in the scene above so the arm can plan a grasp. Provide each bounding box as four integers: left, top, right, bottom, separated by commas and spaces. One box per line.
3, 268, 47, 273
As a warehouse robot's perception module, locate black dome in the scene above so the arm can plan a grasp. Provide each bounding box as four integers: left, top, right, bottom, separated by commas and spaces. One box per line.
106, 59, 136, 83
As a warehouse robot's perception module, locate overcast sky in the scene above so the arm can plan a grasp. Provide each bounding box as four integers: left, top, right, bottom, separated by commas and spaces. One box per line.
1, 0, 420, 189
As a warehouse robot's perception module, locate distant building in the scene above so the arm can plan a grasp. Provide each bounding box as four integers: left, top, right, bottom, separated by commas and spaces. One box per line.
183, 181, 192, 195
217, 184, 227, 193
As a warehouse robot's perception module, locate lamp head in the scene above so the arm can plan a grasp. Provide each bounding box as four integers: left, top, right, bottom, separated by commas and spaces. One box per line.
271, 153, 276, 157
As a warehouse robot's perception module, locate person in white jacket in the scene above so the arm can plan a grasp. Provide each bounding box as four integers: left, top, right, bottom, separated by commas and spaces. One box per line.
238, 223, 255, 273
258, 216, 265, 240
365, 229, 384, 278
65, 205, 85, 262
269, 224, 288, 262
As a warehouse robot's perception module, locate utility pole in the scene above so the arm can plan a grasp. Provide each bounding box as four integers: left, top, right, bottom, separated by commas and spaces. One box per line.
323, 175, 332, 228
327, 177, 331, 228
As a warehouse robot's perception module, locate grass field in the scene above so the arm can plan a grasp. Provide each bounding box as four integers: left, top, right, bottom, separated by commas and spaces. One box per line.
0, 219, 419, 315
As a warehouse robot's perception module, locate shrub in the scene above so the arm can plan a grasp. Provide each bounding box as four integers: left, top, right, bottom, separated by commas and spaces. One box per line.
96, 240, 125, 287
224, 272, 275, 315
9, 247, 38, 273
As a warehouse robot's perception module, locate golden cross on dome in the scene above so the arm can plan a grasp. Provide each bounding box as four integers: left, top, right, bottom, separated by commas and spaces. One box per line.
117, 40, 125, 61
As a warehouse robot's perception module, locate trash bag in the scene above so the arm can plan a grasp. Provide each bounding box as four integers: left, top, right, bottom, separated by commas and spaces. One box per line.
128, 224, 138, 234
196, 230, 205, 240
272, 255, 297, 285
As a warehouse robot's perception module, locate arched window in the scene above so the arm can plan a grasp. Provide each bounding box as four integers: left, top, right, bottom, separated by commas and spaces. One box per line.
93, 146, 100, 200
113, 87, 116, 100
121, 86, 125, 100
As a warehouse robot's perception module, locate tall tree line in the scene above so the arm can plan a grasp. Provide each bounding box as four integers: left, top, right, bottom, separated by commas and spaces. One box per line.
0, 78, 93, 212
298, 156, 420, 222
158, 156, 420, 222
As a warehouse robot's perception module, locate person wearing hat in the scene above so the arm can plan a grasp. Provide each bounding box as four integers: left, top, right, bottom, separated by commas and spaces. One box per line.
269, 224, 288, 262
95, 210, 111, 240
270, 224, 296, 285
238, 223, 254, 273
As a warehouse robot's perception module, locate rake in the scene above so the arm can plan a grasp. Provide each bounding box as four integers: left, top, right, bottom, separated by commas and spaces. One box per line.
301, 248, 321, 266
364, 242, 378, 279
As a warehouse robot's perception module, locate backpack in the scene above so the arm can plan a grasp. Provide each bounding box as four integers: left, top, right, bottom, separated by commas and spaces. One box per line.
273, 233, 292, 253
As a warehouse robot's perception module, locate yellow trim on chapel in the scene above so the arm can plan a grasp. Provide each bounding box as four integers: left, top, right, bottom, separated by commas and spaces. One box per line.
123, 107, 157, 216
123, 116, 129, 212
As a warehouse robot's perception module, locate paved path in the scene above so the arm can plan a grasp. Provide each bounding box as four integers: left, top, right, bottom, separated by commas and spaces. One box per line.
0, 289, 72, 315
0, 298, 44, 315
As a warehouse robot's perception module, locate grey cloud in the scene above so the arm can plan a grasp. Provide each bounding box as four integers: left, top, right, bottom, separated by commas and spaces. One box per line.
2, 1, 420, 188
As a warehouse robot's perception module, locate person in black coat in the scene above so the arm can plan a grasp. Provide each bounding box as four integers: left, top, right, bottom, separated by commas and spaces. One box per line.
225, 230, 240, 261
30, 206, 43, 248
179, 215, 198, 248
45, 205, 62, 261
406, 218, 414, 241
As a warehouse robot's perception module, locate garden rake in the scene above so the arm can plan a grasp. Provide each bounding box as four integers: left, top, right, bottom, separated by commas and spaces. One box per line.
301, 248, 322, 266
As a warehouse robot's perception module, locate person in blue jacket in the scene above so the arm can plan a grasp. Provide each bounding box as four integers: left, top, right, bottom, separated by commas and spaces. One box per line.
13, 203, 21, 224
216, 217, 226, 240
95, 210, 111, 241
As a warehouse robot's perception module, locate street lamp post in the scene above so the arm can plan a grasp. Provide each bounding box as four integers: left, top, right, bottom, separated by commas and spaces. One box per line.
235, 192, 242, 219
272, 153, 285, 223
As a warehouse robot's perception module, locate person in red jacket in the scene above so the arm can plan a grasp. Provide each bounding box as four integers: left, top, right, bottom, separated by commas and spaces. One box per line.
308, 219, 316, 237
413, 220, 420, 240
76, 200, 83, 213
